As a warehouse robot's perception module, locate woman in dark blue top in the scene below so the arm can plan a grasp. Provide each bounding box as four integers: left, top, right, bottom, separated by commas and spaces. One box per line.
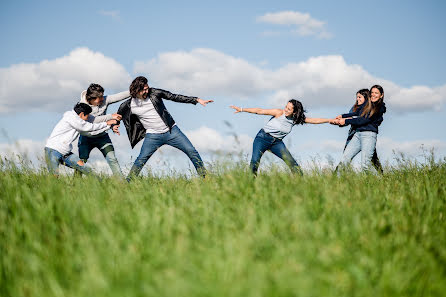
339, 88, 384, 173
333, 85, 386, 172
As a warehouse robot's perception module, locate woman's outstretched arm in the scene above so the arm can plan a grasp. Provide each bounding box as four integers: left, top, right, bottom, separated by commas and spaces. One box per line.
230, 106, 283, 117
305, 117, 332, 124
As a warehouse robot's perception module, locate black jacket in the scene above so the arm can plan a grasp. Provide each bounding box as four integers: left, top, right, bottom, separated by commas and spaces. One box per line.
117, 88, 198, 148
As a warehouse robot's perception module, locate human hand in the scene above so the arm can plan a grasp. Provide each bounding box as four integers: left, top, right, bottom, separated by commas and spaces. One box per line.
335, 115, 343, 119
112, 125, 120, 135
106, 119, 118, 126
197, 98, 214, 106
112, 113, 122, 121
329, 118, 340, 125
229, 105, 242, 113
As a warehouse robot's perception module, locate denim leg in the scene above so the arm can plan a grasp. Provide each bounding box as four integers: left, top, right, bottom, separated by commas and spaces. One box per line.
128, 133, 164, 178
250, 130, 273, 175
97, 138, 124, 178
339, 133, 362, 167
269, 140, 303, 175
63, 153, 93, 175
44, 147, 62, 175
359, 131, 377, 172
166, 126, 206, 177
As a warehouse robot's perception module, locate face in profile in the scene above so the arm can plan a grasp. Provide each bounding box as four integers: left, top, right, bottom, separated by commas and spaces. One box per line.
356, 92, 365, 105
284, 102, 294, 117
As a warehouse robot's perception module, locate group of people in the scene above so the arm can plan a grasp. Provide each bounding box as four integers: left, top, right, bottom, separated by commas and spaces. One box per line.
44, 75, 386, 180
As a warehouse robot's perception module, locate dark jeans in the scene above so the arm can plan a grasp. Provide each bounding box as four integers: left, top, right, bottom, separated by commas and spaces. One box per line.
250, 129, 303, 175
127, 125, 206, 179
78, 133, 123, 178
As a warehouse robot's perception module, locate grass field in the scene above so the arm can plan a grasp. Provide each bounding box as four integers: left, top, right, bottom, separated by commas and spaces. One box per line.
1, 155, 445, 297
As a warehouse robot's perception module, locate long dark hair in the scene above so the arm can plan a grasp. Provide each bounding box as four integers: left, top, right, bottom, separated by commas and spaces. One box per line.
130, 76, 148, 98
288, 99, 306, 125
352, 88, 371, 117
369, 84, 384, 117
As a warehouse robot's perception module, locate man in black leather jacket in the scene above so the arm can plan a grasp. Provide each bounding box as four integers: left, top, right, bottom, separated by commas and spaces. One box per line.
118, 76, 213, 179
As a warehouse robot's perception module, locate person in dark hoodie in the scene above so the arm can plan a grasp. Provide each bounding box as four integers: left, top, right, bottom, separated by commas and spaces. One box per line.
337, 87, 384, 173
117, 76, 213, 180
332, 85, 386, 172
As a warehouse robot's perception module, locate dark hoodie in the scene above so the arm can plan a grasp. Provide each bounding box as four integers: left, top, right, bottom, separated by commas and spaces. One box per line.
342, 102, 387, 134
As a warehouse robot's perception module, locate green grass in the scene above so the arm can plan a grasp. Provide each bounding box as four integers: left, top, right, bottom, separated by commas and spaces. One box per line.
1, 157, 445, 297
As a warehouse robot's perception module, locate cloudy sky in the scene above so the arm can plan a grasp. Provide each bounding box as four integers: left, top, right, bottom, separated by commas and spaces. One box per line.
1, 0, 445, 175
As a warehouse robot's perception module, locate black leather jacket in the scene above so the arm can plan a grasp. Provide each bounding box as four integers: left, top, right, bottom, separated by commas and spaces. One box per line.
117, 88, 198, 148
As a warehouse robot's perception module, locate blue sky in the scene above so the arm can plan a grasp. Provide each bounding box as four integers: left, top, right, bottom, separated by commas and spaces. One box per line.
1, 0, 445, 175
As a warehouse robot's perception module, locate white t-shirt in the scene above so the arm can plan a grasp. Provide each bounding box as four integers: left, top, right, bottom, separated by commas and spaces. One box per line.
131, 97, 171, 134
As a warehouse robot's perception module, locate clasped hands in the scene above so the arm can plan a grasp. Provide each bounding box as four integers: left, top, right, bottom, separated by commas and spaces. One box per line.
329, 115, 346, 126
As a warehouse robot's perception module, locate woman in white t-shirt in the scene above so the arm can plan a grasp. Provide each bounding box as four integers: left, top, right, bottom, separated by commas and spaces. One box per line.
230, 99, 331, 175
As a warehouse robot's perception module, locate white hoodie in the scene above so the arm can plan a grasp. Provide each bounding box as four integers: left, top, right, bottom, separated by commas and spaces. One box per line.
45, 111, 110, 155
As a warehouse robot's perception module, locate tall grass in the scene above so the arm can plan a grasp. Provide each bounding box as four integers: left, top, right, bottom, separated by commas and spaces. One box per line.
0, 156, 445, 297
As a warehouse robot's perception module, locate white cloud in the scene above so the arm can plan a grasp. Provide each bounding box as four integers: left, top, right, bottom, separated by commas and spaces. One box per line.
257, 11, 332, 39
0, 139, 45, 158
134, 48, 446, 112
134, 48, 268, 98
99, 10, 121, 22
2, 47, 445, 114
0, 47, 131, 113
184, 126, 253, 153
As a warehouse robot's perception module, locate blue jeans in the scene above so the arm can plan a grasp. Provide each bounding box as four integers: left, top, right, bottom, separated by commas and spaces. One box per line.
250, 129, 303, 175
340, 131, 377, 172
127, 126, 206, 179
78, 133, 123, 178
44, 147, 92, 176
343, 129, 383, 173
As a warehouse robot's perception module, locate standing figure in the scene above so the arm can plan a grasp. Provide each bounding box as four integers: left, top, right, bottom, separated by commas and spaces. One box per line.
78, 83, 130, 178
333, 85, 386, 172
118, 76, 213, 180
230, 99, 332, 175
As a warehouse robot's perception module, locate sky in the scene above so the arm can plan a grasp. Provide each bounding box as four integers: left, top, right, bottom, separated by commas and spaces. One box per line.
1, 0, 445, 176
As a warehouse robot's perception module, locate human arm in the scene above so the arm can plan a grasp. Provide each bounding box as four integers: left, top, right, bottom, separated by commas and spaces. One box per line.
105, 90, 131, 105
69, 116, 114, 134
305, 117, 332, 124
230, 105, 283, 117
90, 113, 122, 123
155, 88, 200, 105
79, 119, 117, 136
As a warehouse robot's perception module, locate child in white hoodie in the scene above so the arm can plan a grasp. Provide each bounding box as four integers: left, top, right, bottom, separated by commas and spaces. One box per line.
44, 103, 118, 176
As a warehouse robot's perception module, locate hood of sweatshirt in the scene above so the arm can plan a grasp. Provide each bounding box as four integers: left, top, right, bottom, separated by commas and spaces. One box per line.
80, 90, 88, 104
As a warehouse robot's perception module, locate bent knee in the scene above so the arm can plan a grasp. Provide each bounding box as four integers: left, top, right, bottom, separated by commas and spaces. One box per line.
77, 160, 85, 166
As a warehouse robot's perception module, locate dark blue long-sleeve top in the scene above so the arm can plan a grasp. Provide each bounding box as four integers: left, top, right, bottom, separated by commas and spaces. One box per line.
342, 102, 387, 133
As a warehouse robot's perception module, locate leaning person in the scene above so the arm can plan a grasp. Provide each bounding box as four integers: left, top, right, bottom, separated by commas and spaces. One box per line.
230, 99, 332, 175
78, 83, 130, 178
44, 103, 118, 176
118, 76, 213, 180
